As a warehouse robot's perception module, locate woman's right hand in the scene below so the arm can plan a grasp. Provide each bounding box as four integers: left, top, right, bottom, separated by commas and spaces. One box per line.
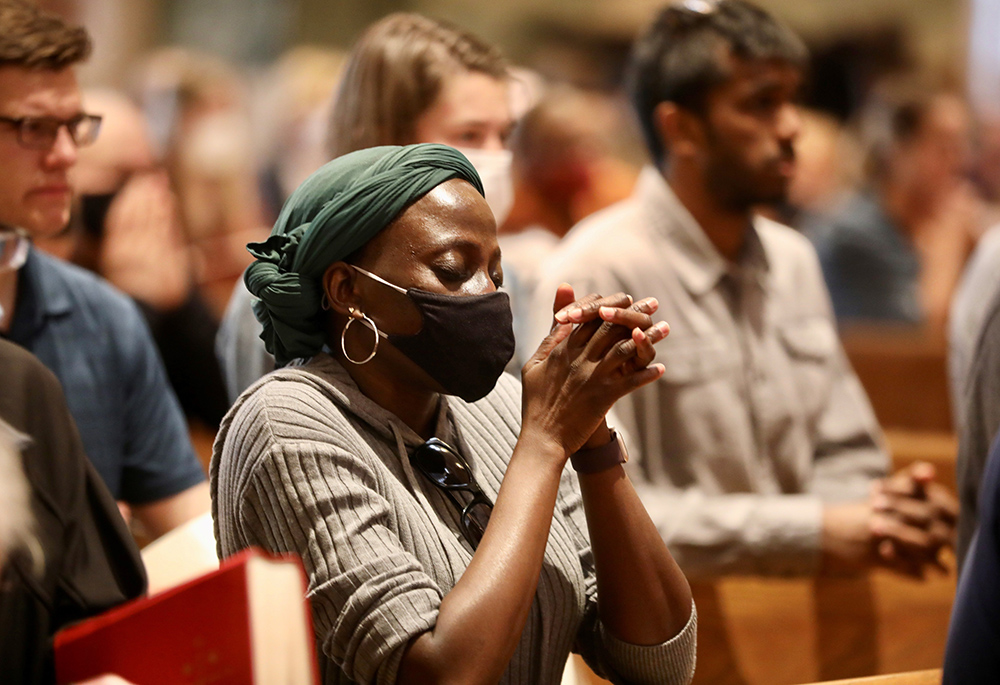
520, 283, 670, 457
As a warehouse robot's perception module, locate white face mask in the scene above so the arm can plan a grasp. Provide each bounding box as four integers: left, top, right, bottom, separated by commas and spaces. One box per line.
455, 147, 514, 227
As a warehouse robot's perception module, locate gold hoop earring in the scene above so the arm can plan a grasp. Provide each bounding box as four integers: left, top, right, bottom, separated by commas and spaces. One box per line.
341, 308, 379, 364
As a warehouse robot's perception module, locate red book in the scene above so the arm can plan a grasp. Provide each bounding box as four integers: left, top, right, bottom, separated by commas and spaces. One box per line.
55, 548, 319, 685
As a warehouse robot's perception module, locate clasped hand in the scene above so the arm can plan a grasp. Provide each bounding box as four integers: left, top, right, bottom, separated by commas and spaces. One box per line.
521, 284, 670, 458
867, 462, 958, 577
824, 462, 958, 578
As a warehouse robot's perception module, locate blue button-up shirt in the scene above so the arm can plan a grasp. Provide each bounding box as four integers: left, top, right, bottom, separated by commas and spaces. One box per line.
5, 248, 205, 503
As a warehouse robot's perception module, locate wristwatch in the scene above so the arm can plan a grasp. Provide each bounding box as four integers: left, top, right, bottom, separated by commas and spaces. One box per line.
570, 429, 629, 474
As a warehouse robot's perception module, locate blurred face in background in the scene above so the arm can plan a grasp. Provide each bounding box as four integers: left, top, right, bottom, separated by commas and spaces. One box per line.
412, 69, 512, 151
413, 68, 515, 225
0, 67, 82, 237
788, 109, 853, 214
891, 94, 971, 200
689, 55, 802, 210
74, 91, 156, 196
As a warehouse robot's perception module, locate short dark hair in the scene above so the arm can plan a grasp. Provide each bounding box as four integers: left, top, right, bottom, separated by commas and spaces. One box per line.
0, 0, 91, 70
627, 0, 807, 164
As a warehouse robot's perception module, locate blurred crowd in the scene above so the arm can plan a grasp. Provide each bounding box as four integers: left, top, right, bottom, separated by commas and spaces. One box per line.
6, 0, 1000, 682
23, 9, 1000, 427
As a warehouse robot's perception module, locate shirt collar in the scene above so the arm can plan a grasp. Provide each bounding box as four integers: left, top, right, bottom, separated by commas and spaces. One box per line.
735, 224, 770, 289
8, 247, 73, 343
23, 247, 73, 314
301, 352, 457, 450
636, 166, 770, 296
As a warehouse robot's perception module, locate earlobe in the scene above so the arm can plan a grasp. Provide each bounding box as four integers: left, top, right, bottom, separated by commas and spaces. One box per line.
321, 262, 362, 316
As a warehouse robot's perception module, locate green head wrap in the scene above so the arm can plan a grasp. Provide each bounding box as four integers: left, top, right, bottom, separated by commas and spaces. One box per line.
244, 143, 484, 367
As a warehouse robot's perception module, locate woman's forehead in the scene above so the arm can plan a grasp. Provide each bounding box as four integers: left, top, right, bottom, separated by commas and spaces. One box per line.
371, 179, 497, 258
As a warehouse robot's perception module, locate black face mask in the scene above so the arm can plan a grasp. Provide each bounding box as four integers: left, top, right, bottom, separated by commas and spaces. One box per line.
354, 266, 515, 402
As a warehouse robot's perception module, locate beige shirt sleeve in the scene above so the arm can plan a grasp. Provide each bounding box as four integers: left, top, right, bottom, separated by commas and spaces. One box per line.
528, 179, 887, 579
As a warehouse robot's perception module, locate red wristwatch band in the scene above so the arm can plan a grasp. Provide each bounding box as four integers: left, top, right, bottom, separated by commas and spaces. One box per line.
570, 429, 628, 474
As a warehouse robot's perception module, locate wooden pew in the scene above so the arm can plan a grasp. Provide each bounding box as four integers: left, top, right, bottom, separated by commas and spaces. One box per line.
566, 434, 958, 685
189, 419, 216, 473
840, 325, 952, 433
567, 569, 953, 685
799, 669, 941, 684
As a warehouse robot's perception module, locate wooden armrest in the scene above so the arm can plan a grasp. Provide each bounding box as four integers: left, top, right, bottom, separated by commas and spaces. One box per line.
798, 668, 941, 684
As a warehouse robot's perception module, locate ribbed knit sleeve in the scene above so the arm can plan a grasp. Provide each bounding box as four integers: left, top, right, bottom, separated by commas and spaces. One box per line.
215, 382, 444, 685
598, 602, 697, 684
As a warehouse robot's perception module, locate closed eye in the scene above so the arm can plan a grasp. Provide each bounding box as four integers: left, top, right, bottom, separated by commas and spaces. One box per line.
455, 129, 485, 146
434, 264, 471, 284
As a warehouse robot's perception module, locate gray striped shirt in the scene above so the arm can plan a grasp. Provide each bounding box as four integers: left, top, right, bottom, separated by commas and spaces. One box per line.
211, 354, 696, 684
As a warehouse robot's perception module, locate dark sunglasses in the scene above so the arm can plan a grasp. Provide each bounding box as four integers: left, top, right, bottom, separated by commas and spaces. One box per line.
410, 437, 494, 549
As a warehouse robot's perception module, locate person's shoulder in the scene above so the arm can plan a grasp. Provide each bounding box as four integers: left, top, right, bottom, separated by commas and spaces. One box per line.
543, 195, 648, 281
971, 285, 1000, 363
216, 361, 393, 498
217, 372, 336, 482
952, 224, 1000, 338
976, 221, 1000, 249
566, 195, 644, 249
0, 338, 45, 376
33, 251, 144, 325
228, 358, 359, 447
963, 223, 1000, 285
0, 341, 86, 501
33, 250, 127, 301
755, 216, 833, 301
239, 369, 335, 424
0, 339, 62, 399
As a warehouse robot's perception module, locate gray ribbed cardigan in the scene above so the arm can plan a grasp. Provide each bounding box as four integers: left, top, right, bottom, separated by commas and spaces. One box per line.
210, 354, 696, 684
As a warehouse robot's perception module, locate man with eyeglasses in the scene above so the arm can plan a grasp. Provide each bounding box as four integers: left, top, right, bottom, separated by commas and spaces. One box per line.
531, 0, 957, 579
0, 1, 209, 541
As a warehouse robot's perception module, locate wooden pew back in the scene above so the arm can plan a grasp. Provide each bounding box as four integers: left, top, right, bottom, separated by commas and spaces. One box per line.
840, 325, 952, 433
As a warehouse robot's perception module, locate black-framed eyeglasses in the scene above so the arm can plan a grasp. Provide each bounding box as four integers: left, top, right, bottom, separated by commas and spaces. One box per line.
410, 437, 494, 549
0, 113, 102, 150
